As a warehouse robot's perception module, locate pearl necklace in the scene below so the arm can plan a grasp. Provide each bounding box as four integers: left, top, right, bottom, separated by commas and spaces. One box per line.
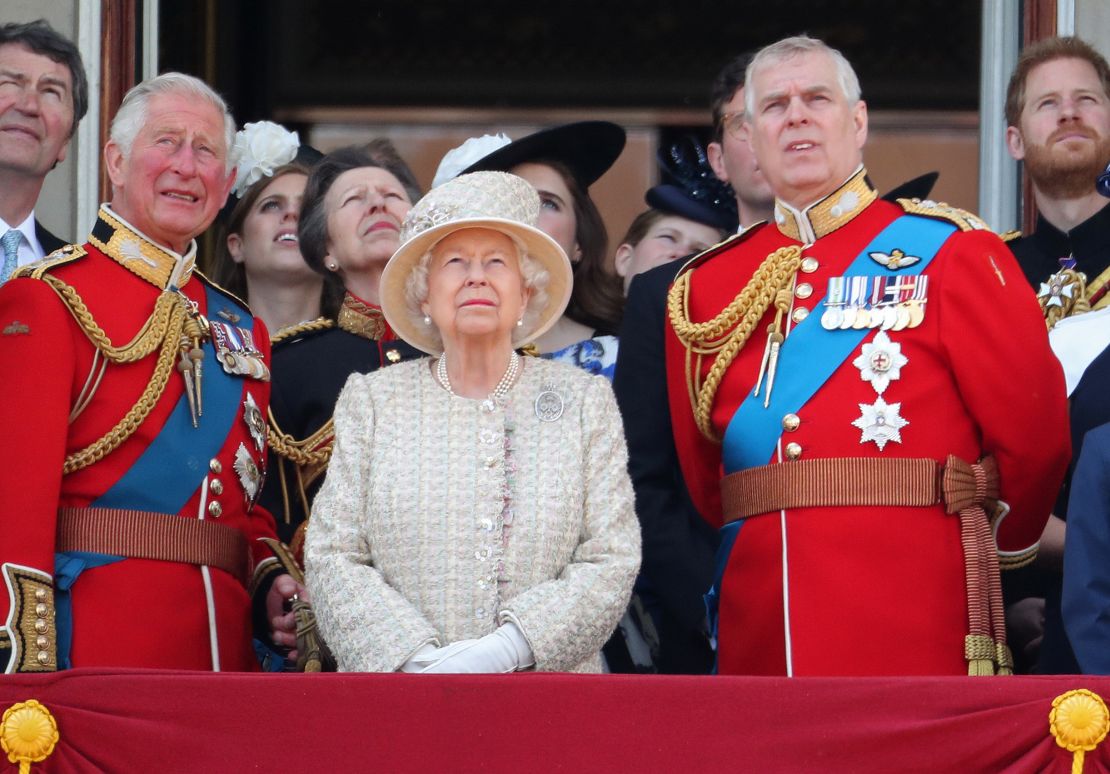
437, 351, 521, 404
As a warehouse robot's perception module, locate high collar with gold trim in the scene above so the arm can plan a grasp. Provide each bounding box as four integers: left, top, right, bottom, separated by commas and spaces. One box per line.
773, 167, 878, 244
89, 205, 198, 290
337, 292, 393, 341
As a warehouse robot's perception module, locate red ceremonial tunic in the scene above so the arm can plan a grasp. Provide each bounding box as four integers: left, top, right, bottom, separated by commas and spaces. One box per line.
665, 171, 1070, 676
0, 206, 277, 673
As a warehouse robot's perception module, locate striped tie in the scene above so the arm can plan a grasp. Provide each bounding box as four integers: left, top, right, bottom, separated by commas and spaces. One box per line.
1, 229, 21, 282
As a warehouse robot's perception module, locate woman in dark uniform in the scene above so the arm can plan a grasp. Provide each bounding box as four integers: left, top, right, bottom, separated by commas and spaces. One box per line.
260, 141, 425, 554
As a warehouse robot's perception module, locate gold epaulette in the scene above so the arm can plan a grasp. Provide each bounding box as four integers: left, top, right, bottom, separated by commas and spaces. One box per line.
896, 198, 993, 233
12, 244, 87, 279
999, 229, 1022, 243
271, 317, 335, 345
674, 222, 768, 279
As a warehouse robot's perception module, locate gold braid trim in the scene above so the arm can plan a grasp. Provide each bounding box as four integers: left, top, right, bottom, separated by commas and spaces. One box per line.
38, 275, 190, 474
667, 245, 802, 441
267, 410, 334, 467
42, 274, 183, 362
270, 317, 334, 345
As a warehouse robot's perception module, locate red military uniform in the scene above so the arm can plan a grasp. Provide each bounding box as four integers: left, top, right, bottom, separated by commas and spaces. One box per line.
0, 206, 279, 673
665, 170, 1070, 676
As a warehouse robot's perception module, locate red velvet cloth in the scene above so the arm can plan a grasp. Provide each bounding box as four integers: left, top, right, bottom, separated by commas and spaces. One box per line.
2, 671, 1109, 772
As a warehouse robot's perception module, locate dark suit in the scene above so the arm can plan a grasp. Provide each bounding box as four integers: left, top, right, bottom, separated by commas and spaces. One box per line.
614, 260, 718, 674
35, 220, 67, 255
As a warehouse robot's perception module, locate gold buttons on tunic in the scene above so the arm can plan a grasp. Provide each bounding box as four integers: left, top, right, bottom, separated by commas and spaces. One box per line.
800, 257, 819, 273
782, 413, 801, 432
784, 442, 803, 460
794, 283, 813, 299
209, 459, 222, 474
208, 501, 223, 518
35, 588, 47, 601
36, 651, 49, 665
386, 349, 401, 363
34, 603, 48, 617
209, 479, 223, 496
34, 619, 48, 634
791, 307, 809, 324
35, 636, 48, 649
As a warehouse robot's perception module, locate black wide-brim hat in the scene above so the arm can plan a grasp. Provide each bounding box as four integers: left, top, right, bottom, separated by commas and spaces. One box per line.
459, 121, 626, 189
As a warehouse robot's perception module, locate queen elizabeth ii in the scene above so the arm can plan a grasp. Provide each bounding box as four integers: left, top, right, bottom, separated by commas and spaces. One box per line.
305, 171, 640, 673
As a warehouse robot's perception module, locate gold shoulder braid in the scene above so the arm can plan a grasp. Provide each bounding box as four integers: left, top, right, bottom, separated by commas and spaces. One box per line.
270, 317, 334, 344
337, 294, 387, 340
39, 275, 205, 474
668, 245, 802, 441
12, 244, 87, 279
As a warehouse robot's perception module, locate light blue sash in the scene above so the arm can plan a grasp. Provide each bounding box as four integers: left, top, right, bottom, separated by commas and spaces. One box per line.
721, 215, 955, 474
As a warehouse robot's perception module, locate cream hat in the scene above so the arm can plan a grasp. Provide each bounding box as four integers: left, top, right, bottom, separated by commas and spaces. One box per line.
380, 171, 572, 355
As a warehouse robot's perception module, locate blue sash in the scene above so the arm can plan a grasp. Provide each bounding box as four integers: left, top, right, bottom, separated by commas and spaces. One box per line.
721, 215, 955, 474
56, 284, 254, 667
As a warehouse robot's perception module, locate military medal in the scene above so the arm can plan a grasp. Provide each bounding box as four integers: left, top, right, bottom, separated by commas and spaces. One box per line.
852, 330, 907, 394
234, 443, 263, 506
210, 320, 271, 381
880, 278, 901, 331
821, 276, 846, 330
847, 276, 869, 330
851, 396, 908, 451
906, 276, 928, 328
243, 392, 266, 453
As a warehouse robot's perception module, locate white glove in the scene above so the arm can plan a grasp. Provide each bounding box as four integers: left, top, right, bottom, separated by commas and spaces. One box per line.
399, 640, 479, 673
420, 623, 535, 674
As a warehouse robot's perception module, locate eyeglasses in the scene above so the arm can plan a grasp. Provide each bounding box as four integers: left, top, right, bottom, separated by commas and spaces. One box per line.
717, 111, 747, 141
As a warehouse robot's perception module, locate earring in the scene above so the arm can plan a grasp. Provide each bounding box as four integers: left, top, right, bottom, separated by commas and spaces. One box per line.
423, 315, 431, 325
327, 262, 338, 271
516, 317, 524, 327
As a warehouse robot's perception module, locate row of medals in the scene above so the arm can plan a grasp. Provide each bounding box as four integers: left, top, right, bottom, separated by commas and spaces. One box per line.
820, 275, 928, 332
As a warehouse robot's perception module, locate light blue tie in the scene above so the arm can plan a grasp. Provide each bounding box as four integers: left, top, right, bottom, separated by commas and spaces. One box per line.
1, 229, 22, 282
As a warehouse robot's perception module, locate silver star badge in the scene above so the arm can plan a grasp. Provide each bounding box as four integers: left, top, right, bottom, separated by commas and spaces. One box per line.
1037, 276, 1077, 308
852, 331, 908, 394
851, 396, 908, 451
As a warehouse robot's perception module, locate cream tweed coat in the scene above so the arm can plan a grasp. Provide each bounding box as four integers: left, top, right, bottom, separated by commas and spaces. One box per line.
305, 356, 640, 672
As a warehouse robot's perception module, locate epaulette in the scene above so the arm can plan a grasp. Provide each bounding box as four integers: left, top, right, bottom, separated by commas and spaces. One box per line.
896, 198, 993, 233
193, 268, 251, 312
999, 229, 1022, 243
675, 220, 768, 278
12, 243, 87, 279
271, 317, 335, 345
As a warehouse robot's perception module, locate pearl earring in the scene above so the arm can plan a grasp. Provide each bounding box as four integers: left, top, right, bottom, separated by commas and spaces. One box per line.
423, 315, 431, 325
327, 262, 338, 271
516, 317, 524, 327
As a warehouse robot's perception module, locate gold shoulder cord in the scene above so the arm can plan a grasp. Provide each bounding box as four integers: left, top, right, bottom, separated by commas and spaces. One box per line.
667, 245, 802, 441
270, 317, 334, 345
41, 275, 190, 474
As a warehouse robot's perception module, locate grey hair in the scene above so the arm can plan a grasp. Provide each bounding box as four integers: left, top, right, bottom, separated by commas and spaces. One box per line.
403, 231, 550, 351
744, 35, 862, 118
109, 72, 237, 173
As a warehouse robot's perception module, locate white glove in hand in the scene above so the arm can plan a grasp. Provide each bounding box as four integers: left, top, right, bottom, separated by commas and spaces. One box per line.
399, 640, 479, 673
420, 623, 535, 674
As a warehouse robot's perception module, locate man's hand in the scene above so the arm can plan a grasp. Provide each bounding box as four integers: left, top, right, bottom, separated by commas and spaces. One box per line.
266, 573, 307, 660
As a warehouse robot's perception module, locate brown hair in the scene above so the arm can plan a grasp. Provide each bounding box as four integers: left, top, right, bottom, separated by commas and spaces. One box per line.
710, 53, 755, 143
534, 159, 624, 335
618, 209, 670, 249
1006, 36, 1110, 127
213, 163, 339, 317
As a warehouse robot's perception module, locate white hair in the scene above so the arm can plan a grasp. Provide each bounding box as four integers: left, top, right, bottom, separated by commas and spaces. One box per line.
744, 35, 862, 118
109, 72, 237, 173
404, 230, 550, 351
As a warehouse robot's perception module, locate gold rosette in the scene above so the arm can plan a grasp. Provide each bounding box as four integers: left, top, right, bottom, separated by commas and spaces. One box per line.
1, 700, 59, 773
1050, 689, 1110, 774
